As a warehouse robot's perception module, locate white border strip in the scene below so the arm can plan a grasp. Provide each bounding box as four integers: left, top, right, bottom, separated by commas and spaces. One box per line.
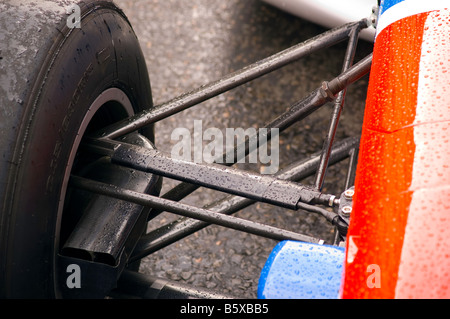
376, 0, 449, 38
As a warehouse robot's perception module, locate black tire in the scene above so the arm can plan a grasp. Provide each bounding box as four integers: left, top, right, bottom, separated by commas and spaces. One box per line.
0, 0, 153, 298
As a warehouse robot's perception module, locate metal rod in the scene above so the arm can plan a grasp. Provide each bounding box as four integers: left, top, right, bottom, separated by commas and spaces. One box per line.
132, 137, 359, 259
69, 176, 322, 244
111, 270, 235, 299
314, 24, 362, 190
345, 146, 359, 190
326, 53, 372, 94
92, 20, 368, 140
334, 143, 360, 245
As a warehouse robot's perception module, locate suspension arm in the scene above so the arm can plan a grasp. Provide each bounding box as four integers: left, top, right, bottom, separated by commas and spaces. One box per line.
84, 138, 335, 208
69, 176, 322, 244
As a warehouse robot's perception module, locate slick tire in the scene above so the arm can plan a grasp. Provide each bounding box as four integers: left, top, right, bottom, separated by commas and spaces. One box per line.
0, 0, 153, 298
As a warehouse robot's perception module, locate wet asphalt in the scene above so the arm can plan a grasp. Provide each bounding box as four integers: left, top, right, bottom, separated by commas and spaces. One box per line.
114, 0, 373, 298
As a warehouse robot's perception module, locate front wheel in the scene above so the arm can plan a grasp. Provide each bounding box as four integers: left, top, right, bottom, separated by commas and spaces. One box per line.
0, 0, 154, 298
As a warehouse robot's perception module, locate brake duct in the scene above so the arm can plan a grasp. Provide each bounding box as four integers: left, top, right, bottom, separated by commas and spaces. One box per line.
57, 133, 161, 298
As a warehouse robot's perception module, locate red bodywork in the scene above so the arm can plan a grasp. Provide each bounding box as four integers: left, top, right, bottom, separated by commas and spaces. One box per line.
342, 7, 450, 298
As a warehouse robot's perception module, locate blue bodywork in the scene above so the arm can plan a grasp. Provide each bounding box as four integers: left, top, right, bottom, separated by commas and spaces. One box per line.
258, 241, 345, 299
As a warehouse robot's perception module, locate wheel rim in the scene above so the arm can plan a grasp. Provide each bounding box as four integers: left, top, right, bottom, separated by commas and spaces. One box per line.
55, 87, 135, 296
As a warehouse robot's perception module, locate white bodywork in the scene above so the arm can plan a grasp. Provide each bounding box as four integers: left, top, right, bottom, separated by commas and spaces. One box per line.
261, 0, 377, 41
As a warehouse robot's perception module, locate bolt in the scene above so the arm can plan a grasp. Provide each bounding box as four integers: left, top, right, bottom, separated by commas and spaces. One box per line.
343, 188, 355, 200
333, 197, 341, 206
341, 205, 352, 216
321, 81, 336, 100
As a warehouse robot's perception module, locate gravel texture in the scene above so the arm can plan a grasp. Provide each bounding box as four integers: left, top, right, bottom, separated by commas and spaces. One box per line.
114, 0, 373, 298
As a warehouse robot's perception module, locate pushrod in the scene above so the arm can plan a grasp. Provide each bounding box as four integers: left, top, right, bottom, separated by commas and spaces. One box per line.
86, 139, 335, 208
314, 24, 362, 190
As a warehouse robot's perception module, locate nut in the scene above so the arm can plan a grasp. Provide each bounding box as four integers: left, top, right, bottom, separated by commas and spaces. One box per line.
341, 205, 352, 216
321, 81, 336, 100
343, 188, 355, 200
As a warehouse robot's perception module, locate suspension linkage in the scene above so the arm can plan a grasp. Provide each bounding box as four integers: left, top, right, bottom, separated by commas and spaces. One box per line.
82, 137, 338, 210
